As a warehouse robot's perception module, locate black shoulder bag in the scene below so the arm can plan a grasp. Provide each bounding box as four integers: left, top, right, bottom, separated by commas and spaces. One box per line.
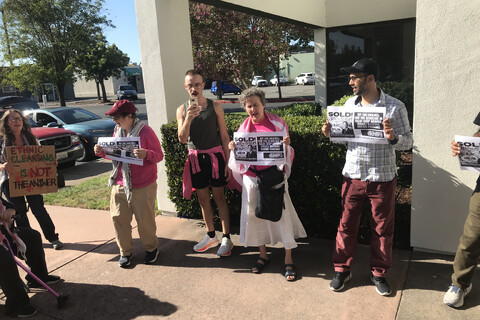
249, 166, 285, 222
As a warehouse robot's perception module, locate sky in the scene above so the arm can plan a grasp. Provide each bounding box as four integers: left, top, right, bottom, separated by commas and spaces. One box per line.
102, 0, 141, 65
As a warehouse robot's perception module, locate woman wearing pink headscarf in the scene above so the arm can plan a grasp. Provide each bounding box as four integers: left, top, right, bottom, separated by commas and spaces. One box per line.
228, 87, 306, 281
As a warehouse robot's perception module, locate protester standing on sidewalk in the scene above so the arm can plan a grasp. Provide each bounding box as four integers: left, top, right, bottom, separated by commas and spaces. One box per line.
94, 100, 163, 268
322, 58, 413, 295
228, 87, 306, 281
443, 113, 480, 308
0, 109, 64, 250
176, 69, 234, 257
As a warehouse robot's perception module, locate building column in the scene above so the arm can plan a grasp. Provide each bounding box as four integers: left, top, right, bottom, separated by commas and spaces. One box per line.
135, 0, 194, 214
314, 28, 327, 107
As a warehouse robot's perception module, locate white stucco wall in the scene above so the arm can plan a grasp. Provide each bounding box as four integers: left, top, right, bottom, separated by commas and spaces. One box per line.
314, 29, 326, 106
411, 2, 480, 253
135, 0, 194, 214
220, 0, 326, 26
219, 0, 416, 28
73, 77, 115, 98
326, 0, 416, 27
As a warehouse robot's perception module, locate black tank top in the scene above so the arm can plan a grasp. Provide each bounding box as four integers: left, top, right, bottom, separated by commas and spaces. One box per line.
184, 99, 221, 150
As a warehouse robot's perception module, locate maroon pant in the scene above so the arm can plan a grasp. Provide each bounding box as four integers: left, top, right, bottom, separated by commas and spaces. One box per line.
333, 177, 396, 277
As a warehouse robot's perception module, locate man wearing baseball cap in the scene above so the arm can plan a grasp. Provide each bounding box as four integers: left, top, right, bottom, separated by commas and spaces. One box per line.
322, 58, 413, 296
95, 99, 164, 268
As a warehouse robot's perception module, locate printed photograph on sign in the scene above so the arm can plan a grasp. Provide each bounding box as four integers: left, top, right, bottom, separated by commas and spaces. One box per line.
233, 135, 257, 161
455, 135, 480, 172
328, 110, 354, 138
97, 137, 143, 166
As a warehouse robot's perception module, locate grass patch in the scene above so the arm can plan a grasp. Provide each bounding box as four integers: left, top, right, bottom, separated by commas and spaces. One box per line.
44, 174, 111, 210
44, 174, 163, 215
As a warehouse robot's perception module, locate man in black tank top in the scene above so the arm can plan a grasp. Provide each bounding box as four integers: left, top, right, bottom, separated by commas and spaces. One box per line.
176, 69, 234, 257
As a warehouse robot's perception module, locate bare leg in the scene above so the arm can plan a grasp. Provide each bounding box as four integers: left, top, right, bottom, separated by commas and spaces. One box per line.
212, 186, 230, 234
196, 187, 215, 232
285, 249, 295, 281
252, 245, 269, 273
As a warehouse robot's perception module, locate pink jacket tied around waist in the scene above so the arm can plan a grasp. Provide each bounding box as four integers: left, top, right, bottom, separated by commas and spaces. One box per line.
182, 145, 241, 199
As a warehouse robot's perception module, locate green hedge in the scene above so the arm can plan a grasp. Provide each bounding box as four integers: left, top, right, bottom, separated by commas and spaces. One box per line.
160, 103, 345, 238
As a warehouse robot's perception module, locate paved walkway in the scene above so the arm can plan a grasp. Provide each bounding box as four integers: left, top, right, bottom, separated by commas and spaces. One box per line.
1, 205, 479, 319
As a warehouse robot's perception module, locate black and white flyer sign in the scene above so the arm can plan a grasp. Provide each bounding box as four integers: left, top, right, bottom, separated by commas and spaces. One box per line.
97, 137, 143, 166
233, 132, 286, 165
455, 135, 480, 172
327, 106, 387, 144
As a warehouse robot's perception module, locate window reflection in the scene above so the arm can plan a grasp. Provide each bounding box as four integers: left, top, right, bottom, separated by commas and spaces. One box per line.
326, 19, 415, 105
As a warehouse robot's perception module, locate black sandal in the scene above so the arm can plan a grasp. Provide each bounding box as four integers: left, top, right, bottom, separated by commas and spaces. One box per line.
251, 257, 270, 274
285, 264, 297, 281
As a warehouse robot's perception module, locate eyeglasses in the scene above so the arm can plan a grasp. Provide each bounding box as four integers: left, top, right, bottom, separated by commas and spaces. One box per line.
348, 75, 367, 82
186, 83, 204, 90
111, 115, 123, 120
8, 117, 22, 122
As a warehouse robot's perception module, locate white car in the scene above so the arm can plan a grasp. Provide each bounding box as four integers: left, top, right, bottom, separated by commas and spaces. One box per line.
251, 76, 268, 87
295, 72, 315, 85
270, 75, 289, 86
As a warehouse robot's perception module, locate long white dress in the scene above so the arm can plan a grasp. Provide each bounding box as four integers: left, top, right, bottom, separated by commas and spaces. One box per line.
239, 175, 307, 249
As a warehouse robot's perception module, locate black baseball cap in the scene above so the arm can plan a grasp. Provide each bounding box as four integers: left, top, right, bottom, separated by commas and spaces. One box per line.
474, 112, 480, 126
341, 58, 380, 80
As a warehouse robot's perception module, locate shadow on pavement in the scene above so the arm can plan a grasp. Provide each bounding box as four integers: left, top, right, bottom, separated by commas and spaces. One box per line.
22, 282, 177, 320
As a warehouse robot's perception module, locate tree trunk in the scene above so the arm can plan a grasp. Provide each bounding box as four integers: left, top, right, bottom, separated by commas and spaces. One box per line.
275, 71, 282, 99
95, 80, 101, 100
57, 82, 66, 106
100, 79, 108, 102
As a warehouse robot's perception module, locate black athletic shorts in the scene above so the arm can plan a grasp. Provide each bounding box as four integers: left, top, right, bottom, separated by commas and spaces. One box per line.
190, 152, 227, 189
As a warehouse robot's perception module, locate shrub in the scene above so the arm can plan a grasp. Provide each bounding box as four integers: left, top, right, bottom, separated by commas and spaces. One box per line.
268, 102, 323, 117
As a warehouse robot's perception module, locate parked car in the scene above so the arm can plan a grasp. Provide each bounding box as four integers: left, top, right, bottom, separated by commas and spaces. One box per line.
0, 96, 40, 111
251, 76, 268, 87
0, 109, 83, 167
116, 84, 138, 100
295, 72, 315, 85
211, 81, 242, 96
24, 107, 116, 161
270, 75, 290, 86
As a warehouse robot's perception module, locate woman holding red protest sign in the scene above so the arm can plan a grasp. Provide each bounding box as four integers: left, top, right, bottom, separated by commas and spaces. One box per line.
0, 109, 63, 250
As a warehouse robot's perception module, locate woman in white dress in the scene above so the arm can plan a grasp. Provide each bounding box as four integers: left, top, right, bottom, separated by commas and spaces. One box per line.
228, 87, 306, 281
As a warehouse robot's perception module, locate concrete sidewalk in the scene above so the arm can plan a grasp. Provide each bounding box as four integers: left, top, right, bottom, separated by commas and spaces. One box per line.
1, 206, 479, 319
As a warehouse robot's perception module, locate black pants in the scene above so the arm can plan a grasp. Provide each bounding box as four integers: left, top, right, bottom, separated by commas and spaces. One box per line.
2, 181, 59, 242
0, 226, 49, 313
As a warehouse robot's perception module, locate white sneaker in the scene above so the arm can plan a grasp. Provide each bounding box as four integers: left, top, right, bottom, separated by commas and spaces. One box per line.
193, 235, 219, 252
217, 237, 234, 257
51, 240, 64, 250
443, 283, 472, 308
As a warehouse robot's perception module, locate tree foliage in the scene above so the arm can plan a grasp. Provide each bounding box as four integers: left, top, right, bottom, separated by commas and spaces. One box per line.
0, 0, 111, 105
76, 33, 130, 102
189, 3, 312, 90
